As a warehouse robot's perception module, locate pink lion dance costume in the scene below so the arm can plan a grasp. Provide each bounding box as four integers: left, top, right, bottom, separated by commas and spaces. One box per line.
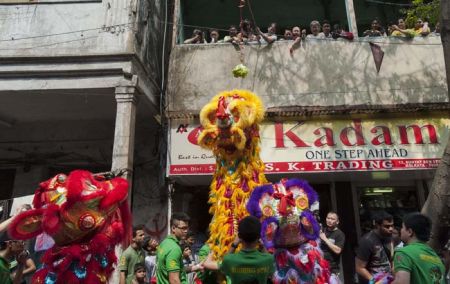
9, 170, 131, 284
247, 178, 330, 284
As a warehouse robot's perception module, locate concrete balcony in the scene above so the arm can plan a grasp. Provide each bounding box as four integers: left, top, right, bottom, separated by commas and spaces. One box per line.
167, 36, 448, 116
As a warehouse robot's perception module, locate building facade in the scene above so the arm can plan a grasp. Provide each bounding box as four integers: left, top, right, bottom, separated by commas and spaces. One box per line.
166, 36, 449, 282
0, 0, 171, 235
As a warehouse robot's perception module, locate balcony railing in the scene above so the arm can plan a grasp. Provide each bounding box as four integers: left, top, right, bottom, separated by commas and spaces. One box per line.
167, 36, 447, 115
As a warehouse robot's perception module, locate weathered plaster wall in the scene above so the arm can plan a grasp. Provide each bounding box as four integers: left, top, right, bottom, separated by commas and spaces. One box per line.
0, 1, 133, 57
167, 37, 448, 113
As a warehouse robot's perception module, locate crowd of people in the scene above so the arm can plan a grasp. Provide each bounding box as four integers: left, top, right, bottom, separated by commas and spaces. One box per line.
183, 18, 440, 47
0, 204, 449, 283
117, 210, 449, 284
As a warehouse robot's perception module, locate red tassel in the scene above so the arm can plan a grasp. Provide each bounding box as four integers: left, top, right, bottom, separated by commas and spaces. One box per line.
119, 203, 132, 247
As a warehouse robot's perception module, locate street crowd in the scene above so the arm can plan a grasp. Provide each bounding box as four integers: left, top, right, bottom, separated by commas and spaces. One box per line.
118, 211, 449, 284
0, 205, 449, 283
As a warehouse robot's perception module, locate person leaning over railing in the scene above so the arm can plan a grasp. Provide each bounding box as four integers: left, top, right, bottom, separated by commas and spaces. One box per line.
363, 19, 386, 37
184, 29, 207, 44
412, 18, 430, 36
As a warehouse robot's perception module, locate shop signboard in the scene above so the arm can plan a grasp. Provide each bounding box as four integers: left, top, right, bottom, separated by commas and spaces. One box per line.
168, 117, 450, 175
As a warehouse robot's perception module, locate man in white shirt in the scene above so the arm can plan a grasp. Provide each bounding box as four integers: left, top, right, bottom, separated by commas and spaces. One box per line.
256, 22, 277, 44
306, 20, 325, 39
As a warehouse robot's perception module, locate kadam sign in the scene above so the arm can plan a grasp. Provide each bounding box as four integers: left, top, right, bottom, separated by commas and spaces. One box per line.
168, 117, 449, 175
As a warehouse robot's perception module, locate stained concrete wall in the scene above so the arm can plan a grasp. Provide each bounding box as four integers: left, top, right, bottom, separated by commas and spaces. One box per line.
167, 36, 448, 113
0, 1, 132, 57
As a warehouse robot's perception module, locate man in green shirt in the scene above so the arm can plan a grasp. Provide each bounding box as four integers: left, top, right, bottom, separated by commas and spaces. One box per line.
392, 213, 445, 284
203, 216, 275, 284
119, 224, 146, 284
0, 239, 26, 284
157, 212, 201, 284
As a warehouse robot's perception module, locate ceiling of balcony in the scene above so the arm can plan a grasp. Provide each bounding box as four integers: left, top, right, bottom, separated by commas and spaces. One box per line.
0, 89, 155, 125
0, 90, 115, 124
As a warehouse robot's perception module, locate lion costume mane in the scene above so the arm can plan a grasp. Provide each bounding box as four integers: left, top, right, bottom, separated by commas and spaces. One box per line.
198, 90, 268, 259
199, 90, 330, 283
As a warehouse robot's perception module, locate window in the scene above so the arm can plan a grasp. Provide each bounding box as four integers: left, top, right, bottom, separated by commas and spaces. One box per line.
358, 186, 419, 235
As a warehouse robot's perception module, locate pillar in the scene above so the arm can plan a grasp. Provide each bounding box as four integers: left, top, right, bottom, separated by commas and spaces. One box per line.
111, 86, 138, 188
109, 86, 138, 283
344, 0, 358, 37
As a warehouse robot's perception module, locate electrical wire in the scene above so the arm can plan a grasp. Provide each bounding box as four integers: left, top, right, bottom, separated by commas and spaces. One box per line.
0, 22, 133, 42
365, 0, 412, 7
0, 35, 98, 51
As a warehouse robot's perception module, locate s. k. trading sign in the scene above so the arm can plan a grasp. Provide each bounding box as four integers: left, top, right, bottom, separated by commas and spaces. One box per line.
168, 117, 450, 175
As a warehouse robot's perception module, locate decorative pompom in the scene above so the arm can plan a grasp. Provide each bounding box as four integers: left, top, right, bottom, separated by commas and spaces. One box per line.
232, 64, 249, 78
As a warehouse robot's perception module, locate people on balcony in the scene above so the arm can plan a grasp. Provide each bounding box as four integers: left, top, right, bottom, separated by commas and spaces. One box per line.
306, 20, 325, 39
363, 19, 386, 37
182, 16, 438, 46
301, 28, 307, 40
390, 18, 431, 37
209, 29, 220, 44
413, 18, 430, 36
184, 29, 207, 44
432, 22, 440, 36
292, 26, 301, 40
222, 25, 239, 44
238, 19, 256, 44
255, 22, 277, 44
281, 29, 293, 41
288, 26, 302, 53
390, 18, 413, 37
320, 20, 332, 38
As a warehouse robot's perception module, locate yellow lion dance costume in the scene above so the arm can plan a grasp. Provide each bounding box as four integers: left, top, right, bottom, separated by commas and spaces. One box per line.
198, 90, 267, 259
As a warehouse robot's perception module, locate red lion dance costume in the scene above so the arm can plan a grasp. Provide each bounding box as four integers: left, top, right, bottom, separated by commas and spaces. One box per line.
9, 170, 131, 284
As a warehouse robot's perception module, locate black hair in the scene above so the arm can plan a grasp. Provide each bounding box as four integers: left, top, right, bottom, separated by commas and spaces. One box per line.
323, 20, 330, 25
238, 216, 261, 243
181, 243, 191, 251
373, 211, 393, 225
143, 237, 157, 252
0, 241, 7, 250
134, 262, 146, 273
133, 224, 146, 238
327, 211, 340, 221
403, 213, 432, 242
170, 212, 190, 228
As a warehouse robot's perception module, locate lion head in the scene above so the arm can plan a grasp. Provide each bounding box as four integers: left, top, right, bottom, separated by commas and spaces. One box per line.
197, 90, 265, 160
9, 170, 130, 246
